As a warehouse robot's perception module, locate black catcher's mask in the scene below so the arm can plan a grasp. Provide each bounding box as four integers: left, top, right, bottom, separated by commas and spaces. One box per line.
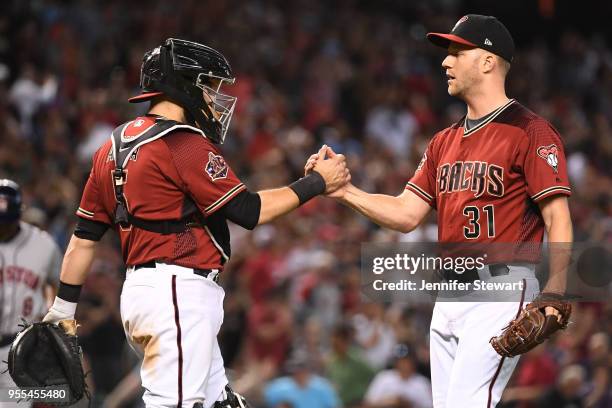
129, 38, 237, 144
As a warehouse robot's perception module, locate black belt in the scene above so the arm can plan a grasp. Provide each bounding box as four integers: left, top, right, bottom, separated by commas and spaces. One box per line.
132, 261, 220, 283
0, 333, 17, 348
442, 263, 510, 283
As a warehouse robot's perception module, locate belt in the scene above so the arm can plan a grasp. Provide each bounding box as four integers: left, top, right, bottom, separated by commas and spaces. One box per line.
442, 263, 510, 283
0, 332, 17, 348
132, 261, 220, 283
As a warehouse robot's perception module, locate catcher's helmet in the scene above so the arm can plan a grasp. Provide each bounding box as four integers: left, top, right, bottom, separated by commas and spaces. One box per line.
129, 38, 237, 144
0, 179, 22, 223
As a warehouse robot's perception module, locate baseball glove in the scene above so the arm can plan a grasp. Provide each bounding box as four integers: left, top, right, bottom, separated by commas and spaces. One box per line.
7, 319, 87, 405
490, 293, 572, 357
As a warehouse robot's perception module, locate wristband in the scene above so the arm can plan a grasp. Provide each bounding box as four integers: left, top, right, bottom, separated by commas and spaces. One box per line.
49, 297, 78, 319
57, 281, 83, 303
289, 171, 326, 205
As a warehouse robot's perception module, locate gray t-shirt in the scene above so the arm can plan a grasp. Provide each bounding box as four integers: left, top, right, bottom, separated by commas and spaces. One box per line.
465, 109, 499, 131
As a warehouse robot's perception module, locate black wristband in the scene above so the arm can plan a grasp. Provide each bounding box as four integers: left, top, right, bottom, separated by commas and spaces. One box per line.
57, 281, 83, 303
288, 171, 326, 205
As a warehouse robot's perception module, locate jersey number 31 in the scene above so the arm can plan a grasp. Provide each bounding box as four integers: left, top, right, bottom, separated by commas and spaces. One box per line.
463, 205, 495, 239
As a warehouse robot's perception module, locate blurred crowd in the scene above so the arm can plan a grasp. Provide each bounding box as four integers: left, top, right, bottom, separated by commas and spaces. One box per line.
1, 0, 611, 407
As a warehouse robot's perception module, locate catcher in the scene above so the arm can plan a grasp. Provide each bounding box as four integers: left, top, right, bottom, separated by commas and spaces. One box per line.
10, 38, 348, 408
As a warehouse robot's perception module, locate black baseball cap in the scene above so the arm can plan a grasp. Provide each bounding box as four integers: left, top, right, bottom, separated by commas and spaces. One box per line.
427, 14, 515, 62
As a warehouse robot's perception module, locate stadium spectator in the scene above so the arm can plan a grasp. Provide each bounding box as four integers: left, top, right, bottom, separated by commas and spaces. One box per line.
325, 323, 375, 406
364, 344, 433, 408
263, 352, 340, 408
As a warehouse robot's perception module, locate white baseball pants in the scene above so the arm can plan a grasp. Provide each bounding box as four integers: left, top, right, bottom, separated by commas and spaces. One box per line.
429, 264, 540, 408
120, 263, 228, 408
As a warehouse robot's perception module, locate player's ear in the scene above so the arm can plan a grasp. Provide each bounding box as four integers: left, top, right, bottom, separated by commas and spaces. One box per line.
481, 53, 496, 74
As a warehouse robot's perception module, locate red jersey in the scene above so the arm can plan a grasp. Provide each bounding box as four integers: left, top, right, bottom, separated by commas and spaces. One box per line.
76, 116, 246, 269
406, 100, 571, 243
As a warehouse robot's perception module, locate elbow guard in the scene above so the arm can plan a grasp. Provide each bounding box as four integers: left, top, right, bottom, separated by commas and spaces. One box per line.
220, 189, 261, 230
74, 218, 109, 241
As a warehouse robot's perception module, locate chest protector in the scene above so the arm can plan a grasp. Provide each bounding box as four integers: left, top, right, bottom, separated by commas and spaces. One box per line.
110, 117, 206, 234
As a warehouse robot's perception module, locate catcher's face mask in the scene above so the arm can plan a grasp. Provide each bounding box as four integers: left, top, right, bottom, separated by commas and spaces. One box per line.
196, 74, 236, 144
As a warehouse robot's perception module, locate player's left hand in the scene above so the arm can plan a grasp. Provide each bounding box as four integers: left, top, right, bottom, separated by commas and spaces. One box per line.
43, 297, 77, 324
309, 145, 351, 195
545, 306, 562, 323
8, 319, 87, 405
324, 147, 352, 199
304, 144, 334, 175
490, 292, 571, 357
312, 146, 350, 194
305, 153, 319, 175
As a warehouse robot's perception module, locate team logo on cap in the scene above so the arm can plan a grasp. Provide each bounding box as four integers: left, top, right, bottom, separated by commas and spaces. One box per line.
453, 15, 469, 30
205, 152, 228, 181
537, 144, 559, 173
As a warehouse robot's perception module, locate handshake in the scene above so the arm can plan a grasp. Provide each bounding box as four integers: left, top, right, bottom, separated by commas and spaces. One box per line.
304, 144, 352, 199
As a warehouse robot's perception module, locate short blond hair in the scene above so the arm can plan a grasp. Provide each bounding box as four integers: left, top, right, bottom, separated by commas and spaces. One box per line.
498, 56, 511, 76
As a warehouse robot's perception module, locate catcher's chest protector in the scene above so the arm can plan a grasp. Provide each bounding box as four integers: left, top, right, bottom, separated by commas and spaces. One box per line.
110, 117, 208, 233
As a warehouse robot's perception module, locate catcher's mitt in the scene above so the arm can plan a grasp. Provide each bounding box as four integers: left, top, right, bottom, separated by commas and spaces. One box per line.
7, 320, 87, 405
490, 293, 572, 357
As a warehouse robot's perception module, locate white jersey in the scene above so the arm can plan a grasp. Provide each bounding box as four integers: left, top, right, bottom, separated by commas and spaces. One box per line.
0, 221, 61, 334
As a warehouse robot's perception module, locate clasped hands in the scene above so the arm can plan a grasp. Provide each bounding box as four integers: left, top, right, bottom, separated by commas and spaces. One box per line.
305, 145, 351, 198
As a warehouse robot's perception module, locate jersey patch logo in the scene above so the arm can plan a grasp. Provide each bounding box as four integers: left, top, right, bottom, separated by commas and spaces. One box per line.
205, 152, 228, 181
537, 144, 559, 173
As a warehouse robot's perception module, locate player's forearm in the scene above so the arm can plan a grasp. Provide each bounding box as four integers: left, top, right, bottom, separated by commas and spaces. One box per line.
338, 184, 419, 233
59, 235, 98, 285
542, 204, 573, 294
44, 235, 98, 323
257, 187, 300, 225
257, 172, 327, 225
